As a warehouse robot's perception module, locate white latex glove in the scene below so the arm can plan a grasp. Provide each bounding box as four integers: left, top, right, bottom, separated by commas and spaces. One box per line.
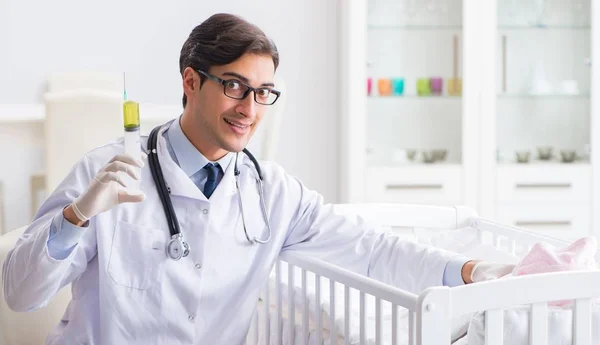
71, 154, 146, 222
470, 262, 516, 283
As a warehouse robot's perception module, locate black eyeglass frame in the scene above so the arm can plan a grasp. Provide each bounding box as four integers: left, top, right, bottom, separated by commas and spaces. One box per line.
197, 69, 281, 105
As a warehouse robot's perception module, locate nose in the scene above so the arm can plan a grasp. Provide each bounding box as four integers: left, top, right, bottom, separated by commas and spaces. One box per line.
236, 91, 257, 119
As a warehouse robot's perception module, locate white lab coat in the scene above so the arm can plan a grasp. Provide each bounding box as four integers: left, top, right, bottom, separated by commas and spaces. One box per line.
3, 125, 459, 345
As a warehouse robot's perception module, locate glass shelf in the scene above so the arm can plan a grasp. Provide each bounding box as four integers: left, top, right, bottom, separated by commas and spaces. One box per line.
497, 161, 590, 166
369, 162, 462, 167
497, 93, 590, 99
498, 25, 590, 30
368, 95, 461, 99
368, 24, 462, 30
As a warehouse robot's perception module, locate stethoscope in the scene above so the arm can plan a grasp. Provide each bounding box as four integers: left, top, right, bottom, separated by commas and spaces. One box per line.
147, 124, 273, 261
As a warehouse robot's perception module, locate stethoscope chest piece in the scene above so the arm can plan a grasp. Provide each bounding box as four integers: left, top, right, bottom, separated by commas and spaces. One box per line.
167, 235, 190, 261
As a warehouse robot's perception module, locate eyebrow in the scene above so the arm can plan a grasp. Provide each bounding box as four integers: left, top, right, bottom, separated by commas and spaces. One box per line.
221, 72, 275, 88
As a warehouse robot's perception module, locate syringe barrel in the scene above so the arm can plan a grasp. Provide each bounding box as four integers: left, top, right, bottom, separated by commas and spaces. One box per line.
123, 100, 141, 161
123, 100, 142, 191
124, 129, 141, 161
123, 100, 140, 130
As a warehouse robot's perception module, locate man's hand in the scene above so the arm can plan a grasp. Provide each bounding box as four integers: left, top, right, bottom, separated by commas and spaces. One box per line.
463, 261, 516, 283
64, 154, 146, 226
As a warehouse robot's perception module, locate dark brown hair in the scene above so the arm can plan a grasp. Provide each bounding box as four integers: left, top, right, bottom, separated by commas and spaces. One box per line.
179, 13, 279, 108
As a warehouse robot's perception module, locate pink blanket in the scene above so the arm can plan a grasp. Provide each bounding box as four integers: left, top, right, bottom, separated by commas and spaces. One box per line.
513, 236, 598, 307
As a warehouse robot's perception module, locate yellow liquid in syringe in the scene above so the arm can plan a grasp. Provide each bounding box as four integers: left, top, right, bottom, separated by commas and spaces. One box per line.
123, 100, 142, 191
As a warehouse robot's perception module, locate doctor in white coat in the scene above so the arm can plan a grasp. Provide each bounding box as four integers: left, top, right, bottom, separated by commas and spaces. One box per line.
3, 13, 513, 345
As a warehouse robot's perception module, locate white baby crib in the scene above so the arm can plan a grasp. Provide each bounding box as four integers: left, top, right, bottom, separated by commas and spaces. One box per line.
245, 203, 600, 345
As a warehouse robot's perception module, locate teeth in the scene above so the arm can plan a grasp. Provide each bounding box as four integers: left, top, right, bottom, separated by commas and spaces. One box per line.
224, 118, 249, 129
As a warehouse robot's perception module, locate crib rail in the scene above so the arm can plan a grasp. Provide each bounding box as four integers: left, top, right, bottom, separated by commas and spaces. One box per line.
280, 251, 418, 308
252, 251, 419, 345
473, 219, 569, 254
449, 271, 600, 316
418, 270, 600, 344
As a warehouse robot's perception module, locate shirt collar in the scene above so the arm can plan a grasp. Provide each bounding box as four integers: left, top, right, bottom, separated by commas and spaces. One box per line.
166, 117, 233, 177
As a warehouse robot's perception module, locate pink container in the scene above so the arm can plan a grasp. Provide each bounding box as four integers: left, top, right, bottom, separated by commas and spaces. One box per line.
367, 78, 372, 96
430, 77, 443, 95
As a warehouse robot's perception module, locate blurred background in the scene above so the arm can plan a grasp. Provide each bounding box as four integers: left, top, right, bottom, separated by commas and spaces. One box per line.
0, 0, 598, 242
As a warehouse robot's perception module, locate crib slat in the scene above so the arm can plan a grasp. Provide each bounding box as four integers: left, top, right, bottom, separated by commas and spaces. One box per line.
493, 234, 501, 249
315, 274, 322, 344
302, 269, 308, 345
345, 285, 350, 345
477, 229, 484, 244
391, 304, 397, 345
276, 261, 282, 345
485, 309, 503, 345
360, 291, 366, 345
375, 297, 382, 345
330, 279, 337, 343
510, 239, 516, 255
263, 280, 270, 345
529, 302, 548, 345
408, 311, 416, 345
574, 298, 592, 345
288, 265, 295, 345
392, 303, 398, 345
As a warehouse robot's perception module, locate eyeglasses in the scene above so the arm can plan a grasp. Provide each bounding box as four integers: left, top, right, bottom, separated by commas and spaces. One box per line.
197, 70, 281, 105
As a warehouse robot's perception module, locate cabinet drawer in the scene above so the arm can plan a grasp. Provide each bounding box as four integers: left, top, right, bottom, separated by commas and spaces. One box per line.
366, 165, 462, 205
496, 165, 590, 202
496, 203, 590, 242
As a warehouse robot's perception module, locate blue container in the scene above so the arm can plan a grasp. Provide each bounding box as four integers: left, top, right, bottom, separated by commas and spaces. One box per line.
392, 78, 405, 96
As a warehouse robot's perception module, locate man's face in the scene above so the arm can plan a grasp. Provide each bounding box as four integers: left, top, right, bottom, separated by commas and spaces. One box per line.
184, 53, 276, 158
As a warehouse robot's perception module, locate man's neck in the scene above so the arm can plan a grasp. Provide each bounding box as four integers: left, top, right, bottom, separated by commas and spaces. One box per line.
180, 109, 228, 161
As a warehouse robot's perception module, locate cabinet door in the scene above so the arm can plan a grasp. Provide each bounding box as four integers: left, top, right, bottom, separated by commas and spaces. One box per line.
496, 164, 590, 202
488, 0, 593, 237
496, 1, 591, 168
365, 0, 466, 204
366, 165, 462, 204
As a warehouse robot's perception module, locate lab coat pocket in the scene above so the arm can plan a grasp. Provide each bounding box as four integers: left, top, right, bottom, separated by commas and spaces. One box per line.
108, 221, 166, 290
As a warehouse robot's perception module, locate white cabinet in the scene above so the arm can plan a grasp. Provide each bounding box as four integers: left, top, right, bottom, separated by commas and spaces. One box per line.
340, 0, 479, 208
481, 0, 599, 240
341, 0, 599, 240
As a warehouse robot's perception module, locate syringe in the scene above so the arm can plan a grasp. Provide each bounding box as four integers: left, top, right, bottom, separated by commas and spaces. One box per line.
123, 100, 141, 160
122, 74, 142, 190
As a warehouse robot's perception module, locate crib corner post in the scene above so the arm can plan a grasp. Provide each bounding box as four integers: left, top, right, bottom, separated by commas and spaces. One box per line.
417, 287, 451, 345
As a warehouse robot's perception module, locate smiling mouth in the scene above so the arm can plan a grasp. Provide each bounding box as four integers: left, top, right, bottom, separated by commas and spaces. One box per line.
224, 118, 251, 129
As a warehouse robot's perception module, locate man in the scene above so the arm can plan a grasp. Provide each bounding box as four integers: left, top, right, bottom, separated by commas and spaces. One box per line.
3, 13, 512, 344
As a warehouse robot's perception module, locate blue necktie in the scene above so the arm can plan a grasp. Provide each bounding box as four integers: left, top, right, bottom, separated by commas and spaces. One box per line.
203, 163, 220, 199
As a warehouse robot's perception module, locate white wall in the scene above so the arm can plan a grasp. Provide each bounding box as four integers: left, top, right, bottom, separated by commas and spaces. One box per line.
0, 1, 341, 229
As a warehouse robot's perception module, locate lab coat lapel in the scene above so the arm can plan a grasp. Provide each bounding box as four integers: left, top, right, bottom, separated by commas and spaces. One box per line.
154, 125, 206, 200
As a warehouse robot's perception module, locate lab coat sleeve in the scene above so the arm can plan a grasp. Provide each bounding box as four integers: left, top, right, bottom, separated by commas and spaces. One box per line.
280, 176, 463, 294
46, 209, 89, 260
3, 155, 98, 312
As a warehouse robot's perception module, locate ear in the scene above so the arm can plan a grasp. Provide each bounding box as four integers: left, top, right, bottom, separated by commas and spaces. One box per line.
182, 67, 199, 100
